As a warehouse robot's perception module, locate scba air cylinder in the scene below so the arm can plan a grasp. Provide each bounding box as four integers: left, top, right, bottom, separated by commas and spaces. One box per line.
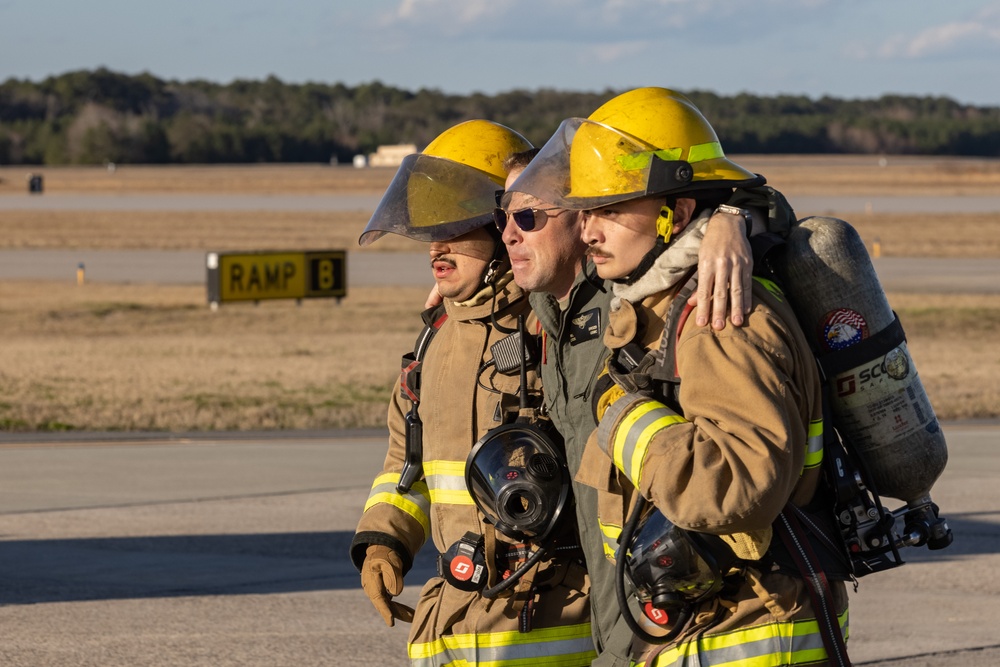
775, 216, 948, 506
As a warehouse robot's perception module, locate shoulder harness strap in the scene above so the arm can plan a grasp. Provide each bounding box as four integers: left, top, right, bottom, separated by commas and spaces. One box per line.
643, 232, 785, 395
400, 305, 448, 403
397, 304, 447, 493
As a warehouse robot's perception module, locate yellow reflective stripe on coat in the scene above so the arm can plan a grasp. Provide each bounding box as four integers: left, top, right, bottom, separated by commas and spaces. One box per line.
408, 622, 596, 667
804, 418, 824, 471
424, 460, 475, 506
364, 473, 431, 538
612, 400, 687, 489
599, 520, 622, 560
638, 608, 849, 667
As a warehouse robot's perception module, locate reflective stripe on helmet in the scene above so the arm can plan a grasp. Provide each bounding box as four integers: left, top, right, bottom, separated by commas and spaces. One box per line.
617, 141, 724, 173
753, 275, 786, 302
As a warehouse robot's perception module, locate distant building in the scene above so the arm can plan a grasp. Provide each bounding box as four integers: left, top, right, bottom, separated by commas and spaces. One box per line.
367, 144, 418, 168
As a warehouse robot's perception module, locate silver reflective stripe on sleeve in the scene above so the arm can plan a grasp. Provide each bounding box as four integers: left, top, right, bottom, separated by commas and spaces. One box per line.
364, 473, 431, 538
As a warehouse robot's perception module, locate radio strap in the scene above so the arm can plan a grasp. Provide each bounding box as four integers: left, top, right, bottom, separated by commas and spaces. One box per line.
397, 305, 447, 493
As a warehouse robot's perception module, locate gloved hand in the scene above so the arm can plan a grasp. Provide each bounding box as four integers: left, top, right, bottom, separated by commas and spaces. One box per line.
360, 544, 416, 627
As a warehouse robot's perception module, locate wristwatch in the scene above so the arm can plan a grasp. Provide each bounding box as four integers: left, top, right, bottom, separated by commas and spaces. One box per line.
715, 204, 753, 238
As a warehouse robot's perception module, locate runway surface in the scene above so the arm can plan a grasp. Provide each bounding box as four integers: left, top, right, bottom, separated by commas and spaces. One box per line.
1, 249, 998, 295
0, 424, 998, 666
2, 192, 999, 214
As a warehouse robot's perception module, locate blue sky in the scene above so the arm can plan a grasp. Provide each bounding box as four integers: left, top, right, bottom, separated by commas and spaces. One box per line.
2, 0, 999, 106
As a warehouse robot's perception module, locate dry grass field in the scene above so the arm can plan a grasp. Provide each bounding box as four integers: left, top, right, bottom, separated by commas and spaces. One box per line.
0, 157, 998, 433
0, 281, 426, 432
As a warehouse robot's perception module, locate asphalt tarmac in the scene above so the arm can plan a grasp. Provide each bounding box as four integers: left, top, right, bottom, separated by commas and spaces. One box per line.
0, 423, 997, 666
1, 250, 999, 296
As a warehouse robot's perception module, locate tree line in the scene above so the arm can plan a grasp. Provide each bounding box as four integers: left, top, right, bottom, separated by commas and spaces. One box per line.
1, 68, 998, 165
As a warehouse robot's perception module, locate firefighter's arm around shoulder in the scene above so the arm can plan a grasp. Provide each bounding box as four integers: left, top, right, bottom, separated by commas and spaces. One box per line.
591, 311, 810, 538
350, 376, 430, 626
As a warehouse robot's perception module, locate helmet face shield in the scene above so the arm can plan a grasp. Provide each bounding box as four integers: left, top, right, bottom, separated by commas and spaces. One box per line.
503, 118, 696, 211
359, 153, 501, 246
466, 423, 571, 542
500, 118, 577, 211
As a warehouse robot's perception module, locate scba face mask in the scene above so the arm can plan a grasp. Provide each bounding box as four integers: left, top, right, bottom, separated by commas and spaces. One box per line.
466, 422, 571, 543
625, 508, 740, 621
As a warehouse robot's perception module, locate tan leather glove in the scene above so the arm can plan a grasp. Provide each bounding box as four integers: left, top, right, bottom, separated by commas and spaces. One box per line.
360, 544, 415, 627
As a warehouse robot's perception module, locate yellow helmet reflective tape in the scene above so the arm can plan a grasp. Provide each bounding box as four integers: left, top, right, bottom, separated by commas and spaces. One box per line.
360, 120, 532, 246
504, 87, 762, 212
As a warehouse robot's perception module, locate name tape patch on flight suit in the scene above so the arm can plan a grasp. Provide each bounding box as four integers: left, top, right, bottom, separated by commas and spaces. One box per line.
569, 308, 601, 346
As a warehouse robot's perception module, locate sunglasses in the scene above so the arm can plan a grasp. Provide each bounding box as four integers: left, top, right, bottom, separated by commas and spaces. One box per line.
493, 206, 564, 233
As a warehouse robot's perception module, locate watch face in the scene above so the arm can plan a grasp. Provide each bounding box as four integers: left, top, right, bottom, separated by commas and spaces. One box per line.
717, 204, 747, 218
716, 205, 753, 237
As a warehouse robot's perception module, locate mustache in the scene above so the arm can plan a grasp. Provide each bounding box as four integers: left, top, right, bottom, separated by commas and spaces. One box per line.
585, 247, 612, 259
430, 256, 457, 268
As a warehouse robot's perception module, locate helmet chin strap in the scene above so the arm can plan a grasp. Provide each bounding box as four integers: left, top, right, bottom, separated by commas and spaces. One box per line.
483, 258, 502, 286
482, 230, 520, 334
613, 203, 674, 287
613, 238, 666, 287
481, 226, 507, 287
582, 255, 607, 292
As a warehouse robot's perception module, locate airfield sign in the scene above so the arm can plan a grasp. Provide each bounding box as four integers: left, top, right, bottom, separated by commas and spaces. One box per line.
206, 250, 346, 308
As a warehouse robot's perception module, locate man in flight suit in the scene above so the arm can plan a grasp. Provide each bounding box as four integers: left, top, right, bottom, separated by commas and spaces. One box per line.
505, 87, 850, 667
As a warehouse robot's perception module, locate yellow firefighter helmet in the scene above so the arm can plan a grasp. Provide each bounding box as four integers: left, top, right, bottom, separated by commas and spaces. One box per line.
503, 87, 762, 211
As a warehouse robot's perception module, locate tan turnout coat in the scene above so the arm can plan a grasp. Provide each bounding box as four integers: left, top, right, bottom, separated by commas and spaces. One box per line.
577, 273, 849, 667
352, 278, 595, 667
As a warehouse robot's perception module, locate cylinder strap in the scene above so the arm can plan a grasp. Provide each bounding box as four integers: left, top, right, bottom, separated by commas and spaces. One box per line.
816, 313, 905, 380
